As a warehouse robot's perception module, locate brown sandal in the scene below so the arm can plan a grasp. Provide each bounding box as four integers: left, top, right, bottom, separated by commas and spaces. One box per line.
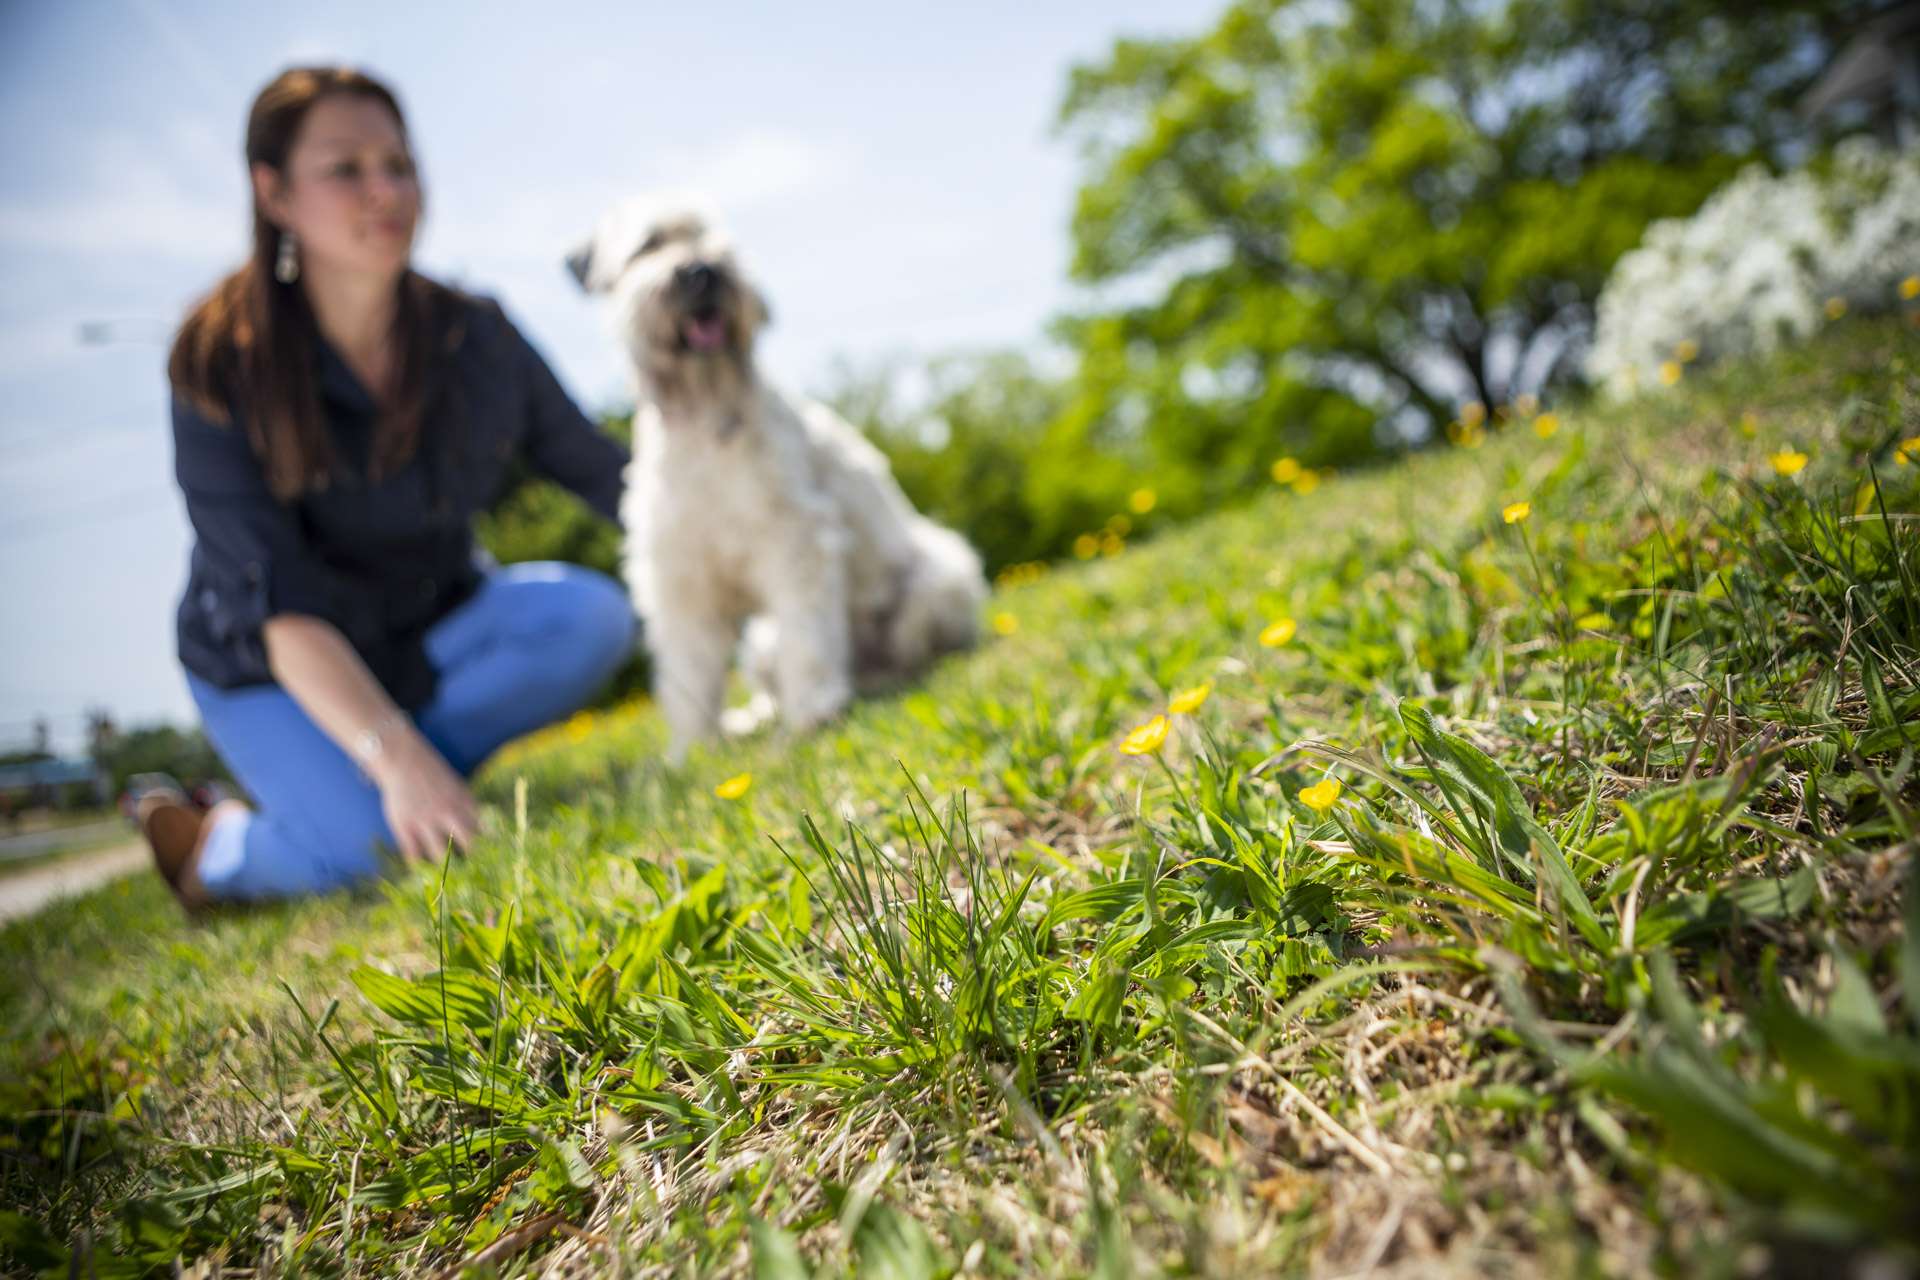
136, 789, 217, 910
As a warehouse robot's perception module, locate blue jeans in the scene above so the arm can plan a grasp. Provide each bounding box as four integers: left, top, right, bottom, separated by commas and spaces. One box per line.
186, 562, 636, 901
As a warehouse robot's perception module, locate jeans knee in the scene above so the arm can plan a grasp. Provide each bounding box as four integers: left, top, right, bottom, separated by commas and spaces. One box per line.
204, 808, 388, 900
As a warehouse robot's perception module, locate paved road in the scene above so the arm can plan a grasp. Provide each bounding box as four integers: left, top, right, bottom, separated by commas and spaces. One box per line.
0, 820, 128, 863
0, 841, 150, 924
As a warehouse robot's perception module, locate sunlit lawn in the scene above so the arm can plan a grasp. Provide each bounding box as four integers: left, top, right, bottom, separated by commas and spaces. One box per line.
4, 319, 1918, 1277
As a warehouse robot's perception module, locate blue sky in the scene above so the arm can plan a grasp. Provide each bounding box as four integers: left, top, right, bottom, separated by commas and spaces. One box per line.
0, 0, 1217, 753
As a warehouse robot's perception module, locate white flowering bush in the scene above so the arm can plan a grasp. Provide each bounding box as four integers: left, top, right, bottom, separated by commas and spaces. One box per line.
1585, 136, 1920, 395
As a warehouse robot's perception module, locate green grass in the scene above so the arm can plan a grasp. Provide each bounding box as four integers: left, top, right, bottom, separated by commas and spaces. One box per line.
4, 319, 1919, 1278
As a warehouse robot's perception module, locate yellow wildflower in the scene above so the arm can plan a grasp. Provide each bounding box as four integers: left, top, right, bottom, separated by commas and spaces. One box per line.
565, 710, 595, 742
1073, 533, 1100, 560
1514, 393, 1539, 417
1105, 514, 1133, 535
715, 773, 753, 800
1895, 436, 1920, 466
1168, 682, 1212, 715
1128, 487, 1157, 515
1502, 500, 1532, 525
1298, 778, 1343, 813
1259, 617, 1298, 647
1292, 469, 1322, 495
1824, 296, 1848, 320
1674, 338, 1699, 363
1658, 361, 1682, 387
1100, 531, 1126, 557
992, 611, 1019, 636
1901, 275, 1920, 302
1119, 714, 1169, 756
1271, 456, 1302, 485
1459, 400, 1487, 428
1532, 412, 1560, 439
1769, 448, 1809, 477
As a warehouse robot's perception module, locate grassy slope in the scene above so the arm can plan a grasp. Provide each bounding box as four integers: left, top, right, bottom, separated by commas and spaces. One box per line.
4, 319, 1919, 1278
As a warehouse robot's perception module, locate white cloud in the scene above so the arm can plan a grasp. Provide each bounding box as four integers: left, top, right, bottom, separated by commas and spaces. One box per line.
663, 129, 852, 212
126, 0, 233, 107
277, 37, 356, 66
421, 127, 853, 271
0, 121, 244, 262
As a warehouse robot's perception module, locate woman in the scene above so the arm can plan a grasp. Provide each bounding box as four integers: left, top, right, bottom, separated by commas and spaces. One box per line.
141, 66, 636, 906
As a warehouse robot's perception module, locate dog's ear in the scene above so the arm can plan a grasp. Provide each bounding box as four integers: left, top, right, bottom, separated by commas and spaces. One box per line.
564, 237, 598, 293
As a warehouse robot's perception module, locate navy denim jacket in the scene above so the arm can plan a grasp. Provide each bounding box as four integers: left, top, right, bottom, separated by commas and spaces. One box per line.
173, 294, 629, 711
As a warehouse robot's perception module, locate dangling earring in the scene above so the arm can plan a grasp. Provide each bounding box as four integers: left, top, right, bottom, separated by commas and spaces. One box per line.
275, 230, 300, 284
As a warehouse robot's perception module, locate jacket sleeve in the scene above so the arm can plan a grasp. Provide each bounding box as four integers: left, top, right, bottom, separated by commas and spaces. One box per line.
172, 392, 338, 631
500, 310, 631, 525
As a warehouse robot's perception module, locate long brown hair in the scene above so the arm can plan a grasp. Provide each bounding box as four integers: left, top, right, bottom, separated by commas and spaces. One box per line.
168, 66, 463, 501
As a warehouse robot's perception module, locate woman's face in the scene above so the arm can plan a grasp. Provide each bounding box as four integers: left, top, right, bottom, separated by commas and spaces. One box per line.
255, 93, 420, 283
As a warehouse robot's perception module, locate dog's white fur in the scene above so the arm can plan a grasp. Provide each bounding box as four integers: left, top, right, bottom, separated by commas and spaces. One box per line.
569, 197, 987, 759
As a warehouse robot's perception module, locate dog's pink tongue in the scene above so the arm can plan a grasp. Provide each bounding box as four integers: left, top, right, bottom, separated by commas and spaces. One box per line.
686, 316, 728, 351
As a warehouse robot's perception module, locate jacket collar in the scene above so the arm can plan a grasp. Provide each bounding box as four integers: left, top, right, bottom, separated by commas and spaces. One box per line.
310, 281, 472, 417
315, 331, 378, 417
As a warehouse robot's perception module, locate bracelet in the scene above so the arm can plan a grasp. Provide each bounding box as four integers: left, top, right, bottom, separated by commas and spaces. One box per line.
353, 711, 408, 770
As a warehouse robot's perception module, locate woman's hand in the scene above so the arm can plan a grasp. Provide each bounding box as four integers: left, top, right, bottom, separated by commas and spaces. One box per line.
261, 615, 478, 865
369, 733, 477, 864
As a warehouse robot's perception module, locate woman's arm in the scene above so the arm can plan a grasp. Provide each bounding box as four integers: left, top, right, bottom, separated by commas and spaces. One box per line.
263, 614, 477, 863
495, 305, 631, 522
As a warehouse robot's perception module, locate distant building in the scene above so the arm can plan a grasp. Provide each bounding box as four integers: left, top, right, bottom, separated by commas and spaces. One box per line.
0, 757, 110, 814
1800, 1, 1920, 145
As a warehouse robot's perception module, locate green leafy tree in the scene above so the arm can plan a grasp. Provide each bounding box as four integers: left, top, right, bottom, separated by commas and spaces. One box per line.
473, 414, 632, 582
94, 724, 228, 797
829, 351, 1144, 575
1057, 0, 1866, 480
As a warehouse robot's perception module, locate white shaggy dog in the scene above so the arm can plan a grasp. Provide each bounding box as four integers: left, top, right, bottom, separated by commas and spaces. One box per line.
568, 198, 988, 760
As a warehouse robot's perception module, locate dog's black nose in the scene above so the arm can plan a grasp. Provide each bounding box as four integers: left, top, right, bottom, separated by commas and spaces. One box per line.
674, 262, 719, 299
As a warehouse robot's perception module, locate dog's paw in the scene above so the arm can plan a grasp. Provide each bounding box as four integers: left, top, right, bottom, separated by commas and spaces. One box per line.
719, 693, 779, 738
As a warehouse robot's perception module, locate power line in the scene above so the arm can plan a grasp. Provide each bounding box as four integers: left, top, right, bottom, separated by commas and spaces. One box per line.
0, 714, 99, 730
